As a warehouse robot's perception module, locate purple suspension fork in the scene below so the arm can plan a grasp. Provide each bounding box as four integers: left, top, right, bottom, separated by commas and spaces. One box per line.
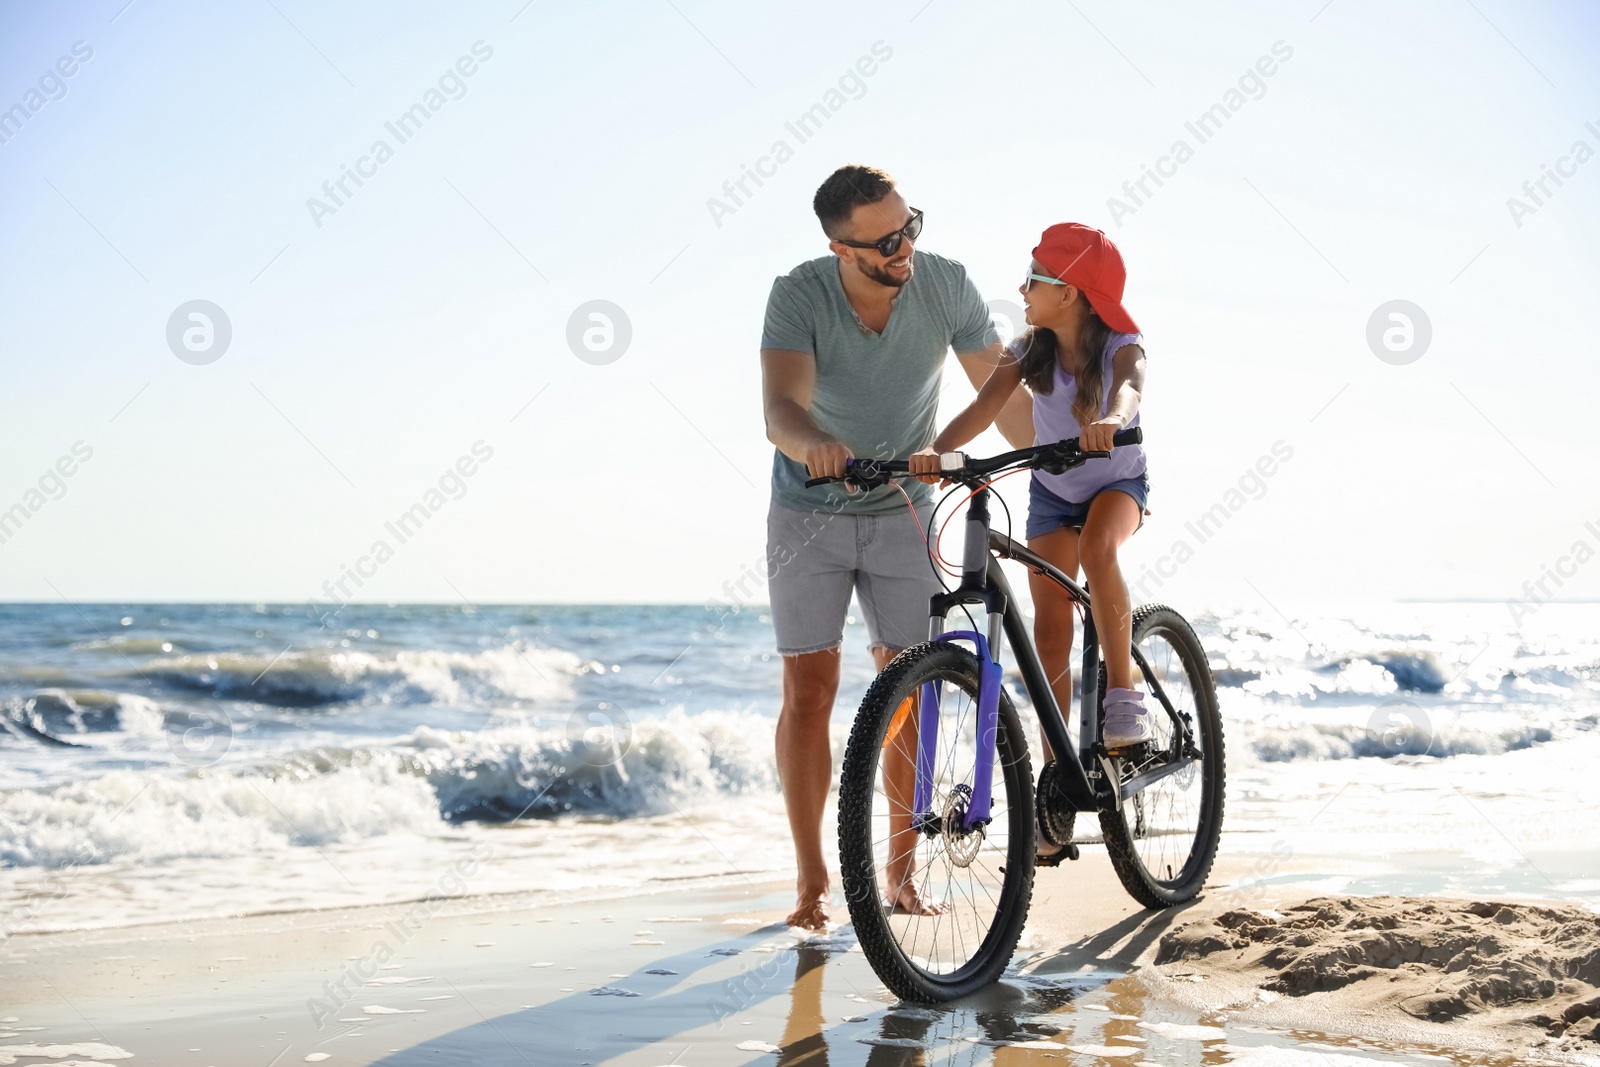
911, 485, 1005, 835
914, 630, 1000, 832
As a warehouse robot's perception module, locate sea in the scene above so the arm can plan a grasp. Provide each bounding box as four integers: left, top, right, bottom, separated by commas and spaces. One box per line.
2, 600, 1597, 938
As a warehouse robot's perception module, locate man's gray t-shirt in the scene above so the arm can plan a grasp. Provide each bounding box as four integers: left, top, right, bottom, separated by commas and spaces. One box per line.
761, 250, 999, 515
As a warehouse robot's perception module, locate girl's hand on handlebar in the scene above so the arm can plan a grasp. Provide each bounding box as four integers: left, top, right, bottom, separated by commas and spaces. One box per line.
908, 448, 944, 486
804, 439, 856, 492
1080, 418, 1124, 453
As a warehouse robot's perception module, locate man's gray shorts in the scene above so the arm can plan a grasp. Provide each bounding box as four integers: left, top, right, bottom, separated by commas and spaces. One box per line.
767, 499, 939, 656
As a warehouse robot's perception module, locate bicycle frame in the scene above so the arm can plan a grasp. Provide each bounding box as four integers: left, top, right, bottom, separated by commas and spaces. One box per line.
913, 487, 1199, 832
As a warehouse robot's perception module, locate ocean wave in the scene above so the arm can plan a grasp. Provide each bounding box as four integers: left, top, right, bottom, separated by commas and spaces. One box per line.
1203, 652, 1446, 700
1196, 607, 1600, 710
0, 693, 1582, 871
0, 709, 820, 869
399, 710, 794, 821
139, 643, 579, 707
1363, 651, 1448, 693
1213, 668, 1260, 688
3, 689, 164, 743
0, 760, 444, 868
1241, 719, 1555, 763
74, 636, 179, 655
1498, 664, 1600, 698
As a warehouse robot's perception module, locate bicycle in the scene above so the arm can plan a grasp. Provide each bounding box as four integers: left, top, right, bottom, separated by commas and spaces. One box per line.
804, 428, 1224, 1003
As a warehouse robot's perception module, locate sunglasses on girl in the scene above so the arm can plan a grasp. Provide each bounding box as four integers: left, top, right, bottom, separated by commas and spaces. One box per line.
836, 209, 924, 258
1022, 269, 1069, 290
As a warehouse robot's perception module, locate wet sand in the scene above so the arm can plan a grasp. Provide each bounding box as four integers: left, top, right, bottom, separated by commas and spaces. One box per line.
7, 844, 1598, 1066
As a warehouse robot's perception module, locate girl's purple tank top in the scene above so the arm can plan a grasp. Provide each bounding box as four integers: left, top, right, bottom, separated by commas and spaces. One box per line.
1020, 329, 1146, 503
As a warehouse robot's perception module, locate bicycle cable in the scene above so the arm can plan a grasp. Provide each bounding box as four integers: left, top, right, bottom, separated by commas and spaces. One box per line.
890, 480, 956, 596
947, 467, 1086, 627
931, 467, 1032, 640
991, 472, 1016, 546
924, 482, 963, 579
897, 477, 986, 634
932, 467, 1031, 573
871, 454, 1070, 639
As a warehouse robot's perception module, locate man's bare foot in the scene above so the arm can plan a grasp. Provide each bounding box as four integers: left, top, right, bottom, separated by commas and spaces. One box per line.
786, 888, 831, 931
887, 879, 948, 916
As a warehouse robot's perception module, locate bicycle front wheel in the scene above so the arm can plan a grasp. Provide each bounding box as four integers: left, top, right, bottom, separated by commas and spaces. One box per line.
1099, 604, 1226, 908
837, 641, 1034, 1003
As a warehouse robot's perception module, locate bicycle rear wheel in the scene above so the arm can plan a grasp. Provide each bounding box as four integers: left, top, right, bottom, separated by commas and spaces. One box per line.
838, 641, 1034, 1003
1099, 604, 1225, 908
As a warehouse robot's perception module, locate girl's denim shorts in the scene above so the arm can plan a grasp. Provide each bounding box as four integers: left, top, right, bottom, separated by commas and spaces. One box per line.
1025, 472, 1150, 540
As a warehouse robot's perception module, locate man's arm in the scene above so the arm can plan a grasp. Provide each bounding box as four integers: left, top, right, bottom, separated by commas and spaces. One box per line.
761, 348, 852, 481
956, 343, 1032, 449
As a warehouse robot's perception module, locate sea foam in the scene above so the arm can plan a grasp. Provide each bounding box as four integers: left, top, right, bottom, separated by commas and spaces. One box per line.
0, 709, 830, 868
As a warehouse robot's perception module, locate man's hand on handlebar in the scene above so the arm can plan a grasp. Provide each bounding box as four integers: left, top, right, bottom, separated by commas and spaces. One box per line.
803, 439, 855, 491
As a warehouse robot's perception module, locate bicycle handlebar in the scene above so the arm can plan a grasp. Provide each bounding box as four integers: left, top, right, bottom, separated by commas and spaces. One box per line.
803, 427, 1144, 490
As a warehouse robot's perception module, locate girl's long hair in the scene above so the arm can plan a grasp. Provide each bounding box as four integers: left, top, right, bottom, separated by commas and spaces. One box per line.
1016, 308, 1114, 429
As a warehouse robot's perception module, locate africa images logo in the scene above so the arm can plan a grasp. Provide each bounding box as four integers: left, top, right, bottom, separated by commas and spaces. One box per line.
1505, 119, 1600, 229
305, 42, 494, 228
1106, 40, 1293, 226
705, 41, 894, 228
0, 40, 94, 149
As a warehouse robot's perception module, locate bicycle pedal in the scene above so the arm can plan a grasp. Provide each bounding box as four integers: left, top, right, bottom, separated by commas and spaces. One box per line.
1033, 842, 1079, 867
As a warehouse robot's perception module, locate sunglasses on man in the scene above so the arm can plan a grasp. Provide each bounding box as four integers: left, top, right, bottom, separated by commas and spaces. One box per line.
835, 209, 924, 258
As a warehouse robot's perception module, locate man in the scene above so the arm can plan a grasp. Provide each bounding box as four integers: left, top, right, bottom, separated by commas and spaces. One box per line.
761, 165, 1031, 930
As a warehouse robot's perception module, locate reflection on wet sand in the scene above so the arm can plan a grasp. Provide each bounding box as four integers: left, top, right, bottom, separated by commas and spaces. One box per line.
774, 936, 1105, 1067
777, 946, 830, 1067
769, 927, 1489, 1067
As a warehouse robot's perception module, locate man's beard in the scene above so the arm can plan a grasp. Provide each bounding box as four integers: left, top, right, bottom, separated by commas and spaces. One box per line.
856, 256, 912, 288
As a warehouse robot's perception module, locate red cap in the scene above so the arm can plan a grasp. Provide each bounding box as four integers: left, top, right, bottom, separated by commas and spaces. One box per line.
1031, 223, 1140, 334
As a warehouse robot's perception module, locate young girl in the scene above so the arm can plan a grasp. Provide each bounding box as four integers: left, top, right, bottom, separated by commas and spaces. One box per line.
911, 221, 1150, 781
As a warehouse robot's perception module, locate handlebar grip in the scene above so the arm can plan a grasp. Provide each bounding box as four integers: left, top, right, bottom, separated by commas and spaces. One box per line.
1057, 426, 1143, 453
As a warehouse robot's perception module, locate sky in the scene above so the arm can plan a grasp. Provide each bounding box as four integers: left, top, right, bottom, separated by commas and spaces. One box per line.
1, 0, 1598, 617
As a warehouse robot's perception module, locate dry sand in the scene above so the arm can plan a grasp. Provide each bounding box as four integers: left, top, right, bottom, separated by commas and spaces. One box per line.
1150, 894, 1600, 1062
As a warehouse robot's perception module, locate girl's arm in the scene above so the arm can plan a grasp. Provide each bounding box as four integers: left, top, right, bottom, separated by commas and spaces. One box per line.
955, 345, 1032, 448
909, 357, 1026, 482
1081, 343, 1146, 452
935, 355, 1025, 452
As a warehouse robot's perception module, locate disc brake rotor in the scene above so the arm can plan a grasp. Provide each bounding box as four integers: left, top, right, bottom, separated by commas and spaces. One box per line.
939, 784, 984, 868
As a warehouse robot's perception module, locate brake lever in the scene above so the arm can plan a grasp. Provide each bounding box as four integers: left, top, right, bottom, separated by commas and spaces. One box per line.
847, 459, 894, 491
1034, 445, 1112, 476
803, 460, 894, 491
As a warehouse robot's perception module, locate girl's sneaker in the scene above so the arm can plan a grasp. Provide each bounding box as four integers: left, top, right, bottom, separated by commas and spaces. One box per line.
1102, 687, 1151, 747
1035, 829, 1068, 867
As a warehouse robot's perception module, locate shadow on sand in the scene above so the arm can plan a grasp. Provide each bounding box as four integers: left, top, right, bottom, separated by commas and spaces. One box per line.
365, 901, 1201, 1067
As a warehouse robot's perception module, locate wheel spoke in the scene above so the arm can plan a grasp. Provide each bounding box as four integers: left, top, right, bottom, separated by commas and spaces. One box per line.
845, 649, 1027, 987
1101, 612, 1222, 907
